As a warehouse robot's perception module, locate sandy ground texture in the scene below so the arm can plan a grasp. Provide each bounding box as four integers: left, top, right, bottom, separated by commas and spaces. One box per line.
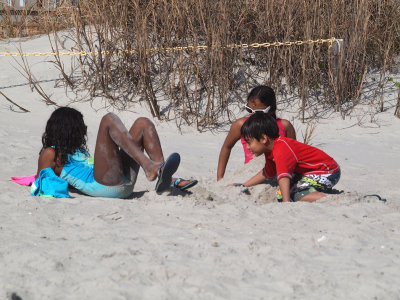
1, 35, 400, 299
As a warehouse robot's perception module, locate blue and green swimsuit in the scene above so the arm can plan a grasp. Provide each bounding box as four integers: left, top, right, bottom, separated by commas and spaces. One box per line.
59, 150, 134, 198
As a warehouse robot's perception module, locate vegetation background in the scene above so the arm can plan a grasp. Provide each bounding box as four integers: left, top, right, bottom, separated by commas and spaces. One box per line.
1, 0, 400, 129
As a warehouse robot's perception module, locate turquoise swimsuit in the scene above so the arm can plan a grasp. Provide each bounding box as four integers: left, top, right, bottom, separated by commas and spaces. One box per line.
60, 150, 134, 198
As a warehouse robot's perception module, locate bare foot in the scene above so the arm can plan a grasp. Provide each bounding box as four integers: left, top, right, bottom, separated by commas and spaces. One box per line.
144, 161, 162, 181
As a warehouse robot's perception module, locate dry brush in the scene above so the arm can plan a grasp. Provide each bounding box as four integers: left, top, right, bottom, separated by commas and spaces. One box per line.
3, 0, 400, 127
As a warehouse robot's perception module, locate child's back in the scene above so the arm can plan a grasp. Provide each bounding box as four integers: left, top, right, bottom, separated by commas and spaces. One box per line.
263, 136, 339, 180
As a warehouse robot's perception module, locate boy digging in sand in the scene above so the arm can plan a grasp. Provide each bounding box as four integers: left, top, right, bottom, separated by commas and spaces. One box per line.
238, 113, 340, 202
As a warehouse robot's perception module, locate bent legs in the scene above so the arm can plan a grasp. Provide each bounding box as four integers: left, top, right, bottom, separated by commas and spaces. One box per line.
120, 116, 165, 186
93, 113, 163, 186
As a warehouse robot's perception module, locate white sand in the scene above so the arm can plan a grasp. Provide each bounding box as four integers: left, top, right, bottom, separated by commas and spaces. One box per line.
1, 35, 400, 299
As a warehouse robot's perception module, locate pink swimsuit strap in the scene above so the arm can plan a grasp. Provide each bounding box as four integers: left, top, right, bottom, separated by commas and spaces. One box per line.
276, 119, 286, 137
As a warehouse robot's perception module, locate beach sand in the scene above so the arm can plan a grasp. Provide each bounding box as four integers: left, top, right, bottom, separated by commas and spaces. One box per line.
1, 35, 400, 299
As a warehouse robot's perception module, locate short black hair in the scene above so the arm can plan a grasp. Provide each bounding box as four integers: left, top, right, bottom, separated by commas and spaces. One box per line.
241, 112, 279, 141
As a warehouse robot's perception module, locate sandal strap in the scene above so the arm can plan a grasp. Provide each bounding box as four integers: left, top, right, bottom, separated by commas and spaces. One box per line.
157, 162, 164, 176
171, 178, 183, 187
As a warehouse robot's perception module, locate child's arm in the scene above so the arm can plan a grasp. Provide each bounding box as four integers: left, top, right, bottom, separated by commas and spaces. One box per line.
281, 119, 296, 140
278, 176, 291, 202
217, 118, 246, 181
36, 147, 56, 178
243, 170, 267, 187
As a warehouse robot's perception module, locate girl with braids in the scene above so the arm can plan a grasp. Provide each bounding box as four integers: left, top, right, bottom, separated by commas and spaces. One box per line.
217, 85, 296, 181
36, 107, 182, 198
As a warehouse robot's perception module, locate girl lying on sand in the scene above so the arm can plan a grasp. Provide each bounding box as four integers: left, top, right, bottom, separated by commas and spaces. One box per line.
31, 107, 191, 198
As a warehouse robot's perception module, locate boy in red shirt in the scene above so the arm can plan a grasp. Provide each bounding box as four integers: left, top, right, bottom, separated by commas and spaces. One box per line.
239, 113, 340, 202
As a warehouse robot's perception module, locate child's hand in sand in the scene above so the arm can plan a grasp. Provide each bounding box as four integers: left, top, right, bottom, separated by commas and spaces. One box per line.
229, 183, 250, 195
229, 183, 244, 187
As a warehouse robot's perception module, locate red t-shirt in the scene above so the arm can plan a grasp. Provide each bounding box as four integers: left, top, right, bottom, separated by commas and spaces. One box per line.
263, 137, 339, 180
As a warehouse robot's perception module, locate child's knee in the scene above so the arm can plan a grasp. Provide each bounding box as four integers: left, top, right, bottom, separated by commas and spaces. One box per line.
134, 117, 154, 128
102, 112, 118, 124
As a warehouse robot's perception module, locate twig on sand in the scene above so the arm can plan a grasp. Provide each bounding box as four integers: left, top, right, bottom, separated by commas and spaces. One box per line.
395, 87, 400, 118
302, 121, 317, 145
13, 48, 59, 107
0, 90, 30, 112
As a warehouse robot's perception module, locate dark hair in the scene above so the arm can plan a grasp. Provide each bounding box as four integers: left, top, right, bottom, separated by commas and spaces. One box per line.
247, 85, 277, 118
41, 107, 87, 164
241, 112, 279, 141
